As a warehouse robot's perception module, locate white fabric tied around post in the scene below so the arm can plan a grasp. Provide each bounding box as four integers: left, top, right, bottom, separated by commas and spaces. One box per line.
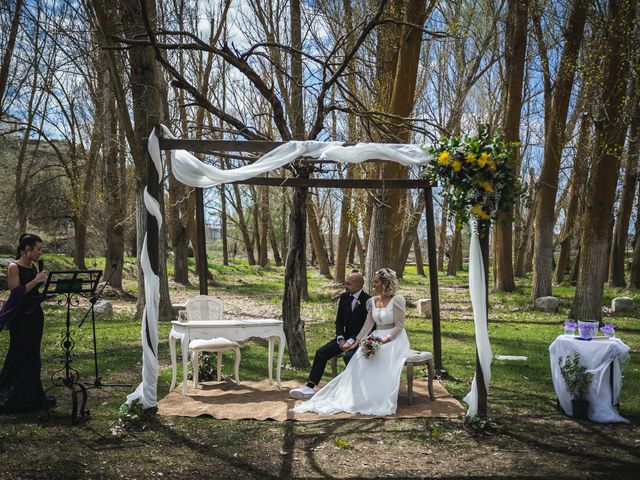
463, 228, 492, 417
126, 186, 162, 408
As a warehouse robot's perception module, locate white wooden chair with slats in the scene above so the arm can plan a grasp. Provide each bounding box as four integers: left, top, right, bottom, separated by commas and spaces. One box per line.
184, 295, 241, 387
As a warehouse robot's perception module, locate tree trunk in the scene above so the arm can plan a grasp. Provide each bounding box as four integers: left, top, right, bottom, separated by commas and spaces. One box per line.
72, 218, 87, 269
531, 0, 588, 302
366, 0, 426, 279
283, 180, 310, 368
384, 0, 428, 268
220, 185, 229, 266
348, 230, 356, 265
514, 170, 536, 276
0, 0, 23, 116
554, 113, 592, 284
629, 186, 640, 287
269, 224, 282, 266
570, 0, 635, 321
414, 233, 425, 276
495, 0, 528, 292
258, 185, 268, 266
365, 193, 389, 292
608, 78, 640, 286
307, 194, 332, 278
447, 224, 462, 276
570, 247, 581, 285
121, 0, 170, 320
335, 180, 353, 283
396, 191, 425, 278
102, 73, 124, 288
231, 183, 256, 264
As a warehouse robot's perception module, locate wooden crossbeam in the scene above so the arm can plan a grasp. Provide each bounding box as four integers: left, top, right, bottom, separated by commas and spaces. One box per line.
159, 138, 285, 154
232, 177, 431, 188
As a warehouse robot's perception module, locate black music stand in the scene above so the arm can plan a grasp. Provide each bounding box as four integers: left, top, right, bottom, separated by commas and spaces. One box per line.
77, 271, 131, 390
43, 270, 101, 420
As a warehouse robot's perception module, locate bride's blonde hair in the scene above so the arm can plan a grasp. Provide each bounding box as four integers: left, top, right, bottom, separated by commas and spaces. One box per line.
375, 268, 397, 297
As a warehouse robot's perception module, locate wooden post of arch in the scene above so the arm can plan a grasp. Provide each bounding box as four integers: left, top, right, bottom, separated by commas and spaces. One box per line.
423, 185, 443, 373
195, 188, 208, 295
476, 218, 490, 417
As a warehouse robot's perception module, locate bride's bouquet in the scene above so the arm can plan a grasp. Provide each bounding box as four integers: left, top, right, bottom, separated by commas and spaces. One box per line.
361, 335, 383, 359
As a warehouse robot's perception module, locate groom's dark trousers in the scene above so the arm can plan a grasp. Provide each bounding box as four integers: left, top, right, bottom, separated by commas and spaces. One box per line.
308, 291, 371, 385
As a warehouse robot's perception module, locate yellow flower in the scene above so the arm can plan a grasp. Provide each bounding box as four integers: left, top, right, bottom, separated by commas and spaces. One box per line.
488, 159, 497, 171
480, 180, 494, 192
465, 153, 476, 164
451, 159, 462, 172
477, 152, 490, 167
438, 151, 451, 165
471, 204, 490, 220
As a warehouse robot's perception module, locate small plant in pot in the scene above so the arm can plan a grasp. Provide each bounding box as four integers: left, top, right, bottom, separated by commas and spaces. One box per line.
559, 352, 592, 419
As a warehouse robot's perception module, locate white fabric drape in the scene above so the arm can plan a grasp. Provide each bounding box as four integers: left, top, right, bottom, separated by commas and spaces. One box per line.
155, 125, 432, 188
462, 228, 492, 416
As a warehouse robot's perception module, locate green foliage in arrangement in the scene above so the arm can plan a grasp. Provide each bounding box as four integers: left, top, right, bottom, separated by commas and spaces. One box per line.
559, 352, 593, 401
427, 126, 524, 225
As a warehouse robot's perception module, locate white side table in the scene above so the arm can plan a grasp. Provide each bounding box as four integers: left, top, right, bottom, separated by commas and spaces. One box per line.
169, 319, 286, 395
549, 335, 630, 423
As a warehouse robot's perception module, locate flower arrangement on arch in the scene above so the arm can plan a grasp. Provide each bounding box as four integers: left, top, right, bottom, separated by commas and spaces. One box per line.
427, 128, 522, 224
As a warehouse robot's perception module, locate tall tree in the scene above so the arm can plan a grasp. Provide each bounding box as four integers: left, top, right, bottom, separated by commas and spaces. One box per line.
570, 0, 637, 321
0, 0, 23, 115
366, 0, 429, 288
554, 113, 592, 284
120, 0, 173, 320
608, 68, 640, 286
494, 0, 528, 292
531, 0, 588, 301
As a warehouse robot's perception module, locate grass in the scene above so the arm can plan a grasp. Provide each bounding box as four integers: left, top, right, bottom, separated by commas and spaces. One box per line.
0, 256, 639, 478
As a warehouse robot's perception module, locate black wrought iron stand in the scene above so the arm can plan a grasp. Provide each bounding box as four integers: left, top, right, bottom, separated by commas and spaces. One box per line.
43, 270, 101, 421
78, 266, 131, 390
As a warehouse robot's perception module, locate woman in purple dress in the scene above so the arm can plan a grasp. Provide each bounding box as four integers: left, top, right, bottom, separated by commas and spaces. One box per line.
0, 234, 55, 413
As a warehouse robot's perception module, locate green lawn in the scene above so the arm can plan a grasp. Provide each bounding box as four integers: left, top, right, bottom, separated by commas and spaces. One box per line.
0, 256, 638, 478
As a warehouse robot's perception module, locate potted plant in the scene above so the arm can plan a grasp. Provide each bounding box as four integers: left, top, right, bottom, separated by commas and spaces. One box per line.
559, 352, 592, 419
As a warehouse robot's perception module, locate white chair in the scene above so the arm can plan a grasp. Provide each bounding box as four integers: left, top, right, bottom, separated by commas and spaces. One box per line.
185, 295, 223, 321
184, 295, 241, 387
189, 338, 241, 387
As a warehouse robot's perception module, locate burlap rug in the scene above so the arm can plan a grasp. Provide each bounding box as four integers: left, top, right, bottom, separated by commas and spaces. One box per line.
157, 379, 464, 421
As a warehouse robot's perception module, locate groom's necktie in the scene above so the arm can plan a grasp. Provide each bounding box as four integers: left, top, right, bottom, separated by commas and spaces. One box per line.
348, 294, 355, 312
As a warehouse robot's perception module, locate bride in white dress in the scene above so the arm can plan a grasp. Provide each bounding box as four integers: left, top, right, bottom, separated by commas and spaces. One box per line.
293, 268, 412, 416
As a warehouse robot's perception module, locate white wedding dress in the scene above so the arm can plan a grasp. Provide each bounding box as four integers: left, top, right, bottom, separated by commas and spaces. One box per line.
293, 294, 412, 416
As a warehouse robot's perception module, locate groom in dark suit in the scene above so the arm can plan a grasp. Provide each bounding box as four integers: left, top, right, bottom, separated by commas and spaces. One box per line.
290, 271, 371, 400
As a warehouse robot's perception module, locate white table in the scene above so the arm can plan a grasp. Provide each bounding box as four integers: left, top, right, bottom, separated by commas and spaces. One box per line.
549, 335, 630, 423
169, 319, 286, 395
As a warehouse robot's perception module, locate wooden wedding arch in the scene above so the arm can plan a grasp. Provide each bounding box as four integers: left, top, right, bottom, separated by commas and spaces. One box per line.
153, 133, 447, 374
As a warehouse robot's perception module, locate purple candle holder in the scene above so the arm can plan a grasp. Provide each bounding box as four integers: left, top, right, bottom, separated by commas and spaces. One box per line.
563, 321, 577, 336
600, 323, 615, 337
